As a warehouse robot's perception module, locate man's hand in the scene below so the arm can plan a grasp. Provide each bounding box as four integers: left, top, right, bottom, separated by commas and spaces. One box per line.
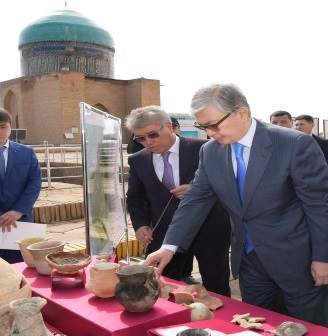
135, 226, 153, 246
0, 210, 22, 232
144, 248, 174, 275
170, 184, 190, 199
311, 261, 328, 286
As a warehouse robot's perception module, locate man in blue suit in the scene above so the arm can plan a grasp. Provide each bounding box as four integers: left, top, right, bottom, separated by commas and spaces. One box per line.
146, 84, 328, 326
0, 108, 41, 263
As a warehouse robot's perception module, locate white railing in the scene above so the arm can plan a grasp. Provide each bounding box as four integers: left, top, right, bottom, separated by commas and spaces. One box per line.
32, 142, 128, 189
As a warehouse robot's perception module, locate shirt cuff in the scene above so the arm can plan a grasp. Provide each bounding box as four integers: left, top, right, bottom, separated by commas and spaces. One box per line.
161, 244, 178, 253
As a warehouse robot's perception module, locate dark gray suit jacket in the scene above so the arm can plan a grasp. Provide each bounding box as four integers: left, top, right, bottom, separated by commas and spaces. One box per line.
164, 121, 328, 293
313, 135, 328, 164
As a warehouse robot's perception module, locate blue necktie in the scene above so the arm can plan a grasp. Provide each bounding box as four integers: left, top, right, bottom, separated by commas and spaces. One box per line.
233, 143, 254, 254
162, 152, 175, 190
0, 146, 6, 181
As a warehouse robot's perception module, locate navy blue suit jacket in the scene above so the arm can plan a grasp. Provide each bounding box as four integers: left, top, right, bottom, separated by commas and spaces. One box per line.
0, 141, 41, 222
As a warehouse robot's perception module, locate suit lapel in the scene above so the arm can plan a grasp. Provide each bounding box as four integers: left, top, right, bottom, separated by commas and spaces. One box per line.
242, 122, 272, 212
144, 150, 160, 184
5, 141, 18, 180
178, 137, 191, 184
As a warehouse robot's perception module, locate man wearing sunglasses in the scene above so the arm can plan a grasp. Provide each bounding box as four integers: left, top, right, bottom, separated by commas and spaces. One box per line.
125, 106, 231, 295
146, 84, 328, 326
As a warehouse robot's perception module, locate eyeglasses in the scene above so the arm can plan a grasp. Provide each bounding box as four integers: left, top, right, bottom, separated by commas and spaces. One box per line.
194, 113, 232, 131
133, 125, 164, 143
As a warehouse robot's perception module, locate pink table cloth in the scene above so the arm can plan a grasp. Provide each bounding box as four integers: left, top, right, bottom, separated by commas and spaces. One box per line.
14, 263, 190, 336
149, 278, 328, 335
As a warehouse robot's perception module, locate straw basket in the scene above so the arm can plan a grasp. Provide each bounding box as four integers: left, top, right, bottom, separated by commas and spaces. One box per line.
45, 251, 91, 275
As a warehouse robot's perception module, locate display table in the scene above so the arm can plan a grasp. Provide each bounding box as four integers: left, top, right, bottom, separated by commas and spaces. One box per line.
46, 322, 63, 334
14, 263, 190, 336
149, 279, 328, 335
14, 262, 328, 336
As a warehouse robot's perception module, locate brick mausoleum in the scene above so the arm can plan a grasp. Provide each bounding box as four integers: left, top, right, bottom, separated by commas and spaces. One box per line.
0, 10, 160, 144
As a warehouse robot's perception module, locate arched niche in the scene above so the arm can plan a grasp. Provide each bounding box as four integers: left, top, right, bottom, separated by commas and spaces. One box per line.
4, 90, 19, 128
94, 103, 108, 113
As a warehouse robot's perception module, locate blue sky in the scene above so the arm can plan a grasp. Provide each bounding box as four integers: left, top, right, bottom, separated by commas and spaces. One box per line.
1, 0, 328, 127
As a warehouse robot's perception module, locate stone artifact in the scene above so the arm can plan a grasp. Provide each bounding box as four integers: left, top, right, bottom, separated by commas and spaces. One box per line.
45, 251, 91, 275
188, 302, 213, 321
0, 259, 31, 307
27, 241, 65, 275
158, 278, 177, 299
272, 321, 308, 336
16, 237, 45, 268
231, 313, 266, 330
115, 265, 160, 312
85, 262, 120, 298
9, 297, 49, 336
172, 284, 223, 311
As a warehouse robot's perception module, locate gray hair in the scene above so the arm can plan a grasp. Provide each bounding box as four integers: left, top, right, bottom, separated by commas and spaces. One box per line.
190, 84, 250, 116
125, 105, 171, 131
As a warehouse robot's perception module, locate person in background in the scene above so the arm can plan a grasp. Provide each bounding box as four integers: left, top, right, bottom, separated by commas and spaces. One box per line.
146, 84, 328, 326
295, 114, 328, 163
0, 108, 41, 263
126, 106, 231, 294
127, 116, 181, 154
270, 110, 293, 128
170, 116, 181, 134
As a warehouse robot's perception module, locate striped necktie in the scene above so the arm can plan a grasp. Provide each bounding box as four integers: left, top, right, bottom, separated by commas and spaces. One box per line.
161, 151, 175, 190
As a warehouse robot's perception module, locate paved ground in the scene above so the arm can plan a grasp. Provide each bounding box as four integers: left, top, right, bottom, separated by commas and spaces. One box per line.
45, 217, 241, 300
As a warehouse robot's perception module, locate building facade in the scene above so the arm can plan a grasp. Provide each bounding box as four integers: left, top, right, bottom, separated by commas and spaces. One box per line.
0, 10, 160, 144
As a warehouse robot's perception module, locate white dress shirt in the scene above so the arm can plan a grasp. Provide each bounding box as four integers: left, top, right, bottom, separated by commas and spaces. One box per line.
153, 135, 180, 187
162, 119, 257, 254
231, 118, 257, 174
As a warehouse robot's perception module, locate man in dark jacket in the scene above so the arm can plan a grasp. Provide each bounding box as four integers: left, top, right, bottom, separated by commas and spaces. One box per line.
125, 105, 231, 295
295, 114, 328, 163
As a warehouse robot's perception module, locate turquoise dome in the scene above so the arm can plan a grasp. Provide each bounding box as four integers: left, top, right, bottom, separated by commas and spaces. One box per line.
19, 10, 114, 49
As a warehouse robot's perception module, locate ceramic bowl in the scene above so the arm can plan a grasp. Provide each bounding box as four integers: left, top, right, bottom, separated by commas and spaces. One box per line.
27, 240, 65, 275
45, 251, 91, 275
16, 237, 46, 268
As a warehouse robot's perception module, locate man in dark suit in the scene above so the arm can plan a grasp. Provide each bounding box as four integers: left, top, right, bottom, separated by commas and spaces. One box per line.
0, 108, 42, 263
270, 110, 293, 128
125, 106, 231, 295
146, 84, 328, 326
295, 114, 328, 163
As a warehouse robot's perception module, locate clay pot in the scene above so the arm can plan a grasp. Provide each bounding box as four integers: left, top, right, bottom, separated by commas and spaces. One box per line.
27, 240, 65, 275
115, 265, 160, 312
85, 262, 120, 298
9, 297, 48, 336
176, 329, 210, 336
16, 237, 45, 268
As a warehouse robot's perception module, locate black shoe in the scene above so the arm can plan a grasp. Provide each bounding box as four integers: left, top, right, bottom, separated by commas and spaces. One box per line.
180, 275, 200, 285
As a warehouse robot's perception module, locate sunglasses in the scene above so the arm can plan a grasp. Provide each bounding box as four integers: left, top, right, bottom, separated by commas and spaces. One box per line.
133, 125, 164, 143
194, 113, 232, 131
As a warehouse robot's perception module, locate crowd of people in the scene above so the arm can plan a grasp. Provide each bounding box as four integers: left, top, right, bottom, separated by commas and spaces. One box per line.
125, 84, 328, 327
1, 82, 328, 327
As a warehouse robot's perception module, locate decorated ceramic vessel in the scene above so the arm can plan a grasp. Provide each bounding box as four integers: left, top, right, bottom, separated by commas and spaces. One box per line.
85, 262, 120, 298
115, 265, 159, 312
